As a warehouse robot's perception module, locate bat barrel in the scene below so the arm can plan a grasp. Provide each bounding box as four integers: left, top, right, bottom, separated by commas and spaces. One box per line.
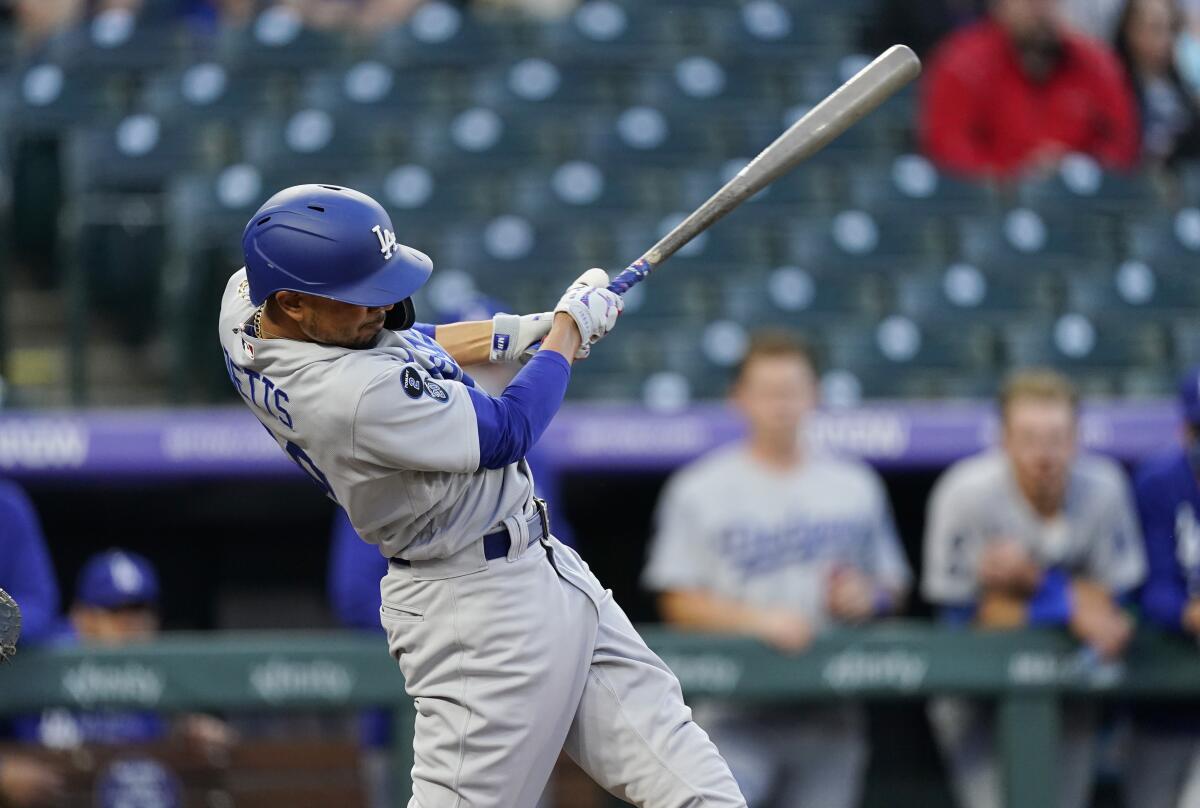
607, 44, 922, 297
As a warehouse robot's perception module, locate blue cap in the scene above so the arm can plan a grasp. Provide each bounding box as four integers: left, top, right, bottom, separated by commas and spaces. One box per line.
76, 550, 160, 609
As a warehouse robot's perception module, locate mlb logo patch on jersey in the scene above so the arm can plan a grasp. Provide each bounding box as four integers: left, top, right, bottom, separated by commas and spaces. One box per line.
401, 366, 425, 399
425, 380, 448, 403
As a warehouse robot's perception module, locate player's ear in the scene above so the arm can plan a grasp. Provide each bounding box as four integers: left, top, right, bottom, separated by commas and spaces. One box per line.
272, 291, 307, 323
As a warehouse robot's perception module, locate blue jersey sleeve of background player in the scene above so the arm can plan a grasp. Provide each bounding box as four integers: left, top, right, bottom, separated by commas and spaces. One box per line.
0, 480, 61, 645
468, 351, 571, 470
328, 509, 388, 633
1135, 453, 1191, 631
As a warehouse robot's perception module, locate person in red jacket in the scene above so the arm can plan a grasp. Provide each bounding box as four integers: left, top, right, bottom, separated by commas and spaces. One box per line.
920, 0, 1140, 179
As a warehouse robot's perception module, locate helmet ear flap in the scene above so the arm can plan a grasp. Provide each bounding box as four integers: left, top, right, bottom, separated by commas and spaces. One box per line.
384, 298, 416, 331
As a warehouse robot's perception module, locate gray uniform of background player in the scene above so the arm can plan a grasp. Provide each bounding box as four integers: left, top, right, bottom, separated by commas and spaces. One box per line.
218, 270, 747, 807
643, 445, 912, 808
922, 450, 1145, 808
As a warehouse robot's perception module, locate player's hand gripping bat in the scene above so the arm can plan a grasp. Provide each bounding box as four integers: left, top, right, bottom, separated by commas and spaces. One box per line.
0, 588, 21, 662
606, 44, 922, 296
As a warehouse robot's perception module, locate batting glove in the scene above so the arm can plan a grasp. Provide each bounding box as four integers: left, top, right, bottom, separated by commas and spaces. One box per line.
554, 268, 623, 359
490, 312, 553, 363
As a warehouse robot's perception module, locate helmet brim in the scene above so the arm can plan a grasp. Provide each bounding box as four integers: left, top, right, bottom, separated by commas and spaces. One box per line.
251, 244, 433, 308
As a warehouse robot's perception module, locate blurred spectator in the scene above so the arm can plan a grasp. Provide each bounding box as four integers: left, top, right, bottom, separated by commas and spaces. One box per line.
1124, 367, 1200, 808
1177, 0, 1200, 93
1116, 0, 1200, 166
862, 0, 986, 59
0, 481, 60, 647
922, 369, 1145, 808
642, 332, 911, 808
13, 551, 234, 754
0, 755, 63, 808
1059, 0, 1125, 41
920, 0, 1140, 178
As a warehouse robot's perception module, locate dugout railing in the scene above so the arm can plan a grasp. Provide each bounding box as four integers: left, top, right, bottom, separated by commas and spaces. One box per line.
2, 624, 1198, 808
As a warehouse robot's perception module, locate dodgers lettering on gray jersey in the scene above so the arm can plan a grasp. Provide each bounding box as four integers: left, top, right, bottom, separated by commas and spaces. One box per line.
642, 446, 911, 629
217, 270, 535, 560
922, 450, 1145, 605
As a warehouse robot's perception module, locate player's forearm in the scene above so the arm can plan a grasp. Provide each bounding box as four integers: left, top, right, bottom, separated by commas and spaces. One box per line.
432, 321, 493, 366
538, 313, 583, 366
658, 590, 772, 635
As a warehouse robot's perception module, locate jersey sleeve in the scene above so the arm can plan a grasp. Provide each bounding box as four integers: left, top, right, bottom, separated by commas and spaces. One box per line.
921, 465, 983, 605
864, 470, 913, 593
1135, 463, 1189, 630
352, 363, 481, 474
0, 481, 61, 645
642, 471, 717, 593
1086, 464, 1147, 595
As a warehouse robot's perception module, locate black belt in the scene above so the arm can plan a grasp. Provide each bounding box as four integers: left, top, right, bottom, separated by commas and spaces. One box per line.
390, 498, 550, 568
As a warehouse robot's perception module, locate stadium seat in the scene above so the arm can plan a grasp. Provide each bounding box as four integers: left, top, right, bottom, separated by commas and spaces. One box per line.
346, 166, 505, 228
706, 2, 854, 59
471, 58, 626, 112
721, 265, 886, 326
1126, 207, 1200, 263
65, 115, 205, 194
377, 1, 510, 67
217, 6, 344, 72
408, 105, 573, 170
826, 316, 995, 372
1065, 260, 1200, 318
1017, 154, 1161, 216
1, 62, 129, 134
508, 162, 683, 222
895, 262, 1060, 324
41, 9, 184, 73
956, 208, 1118, 266
1003, 315, 1169, 370
580, 106, 720, 167
537, 0, 697, 63
849, 155, 999, 217
241, 109, 386, 176
787, 209, 946, 271
142, 62, 295, 125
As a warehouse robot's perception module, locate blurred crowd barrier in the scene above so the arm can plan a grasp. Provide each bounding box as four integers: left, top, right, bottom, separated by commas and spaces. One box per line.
1, 626, 1198, 808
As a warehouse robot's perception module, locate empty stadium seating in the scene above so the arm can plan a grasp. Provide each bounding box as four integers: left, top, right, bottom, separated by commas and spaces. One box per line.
0, 0, 1195, 405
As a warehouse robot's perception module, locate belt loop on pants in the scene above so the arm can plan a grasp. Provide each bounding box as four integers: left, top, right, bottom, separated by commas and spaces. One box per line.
503, 510, 530, 563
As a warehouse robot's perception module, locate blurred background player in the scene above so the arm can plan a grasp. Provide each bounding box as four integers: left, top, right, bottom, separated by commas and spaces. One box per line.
0, 479, 65, 807
0, 479, 60, 647
642, 331, 912, 808
12, 550, 234, 753
922, 369, 1145, 808
920, 0, 1139, 178
1125, 367, 1200, 808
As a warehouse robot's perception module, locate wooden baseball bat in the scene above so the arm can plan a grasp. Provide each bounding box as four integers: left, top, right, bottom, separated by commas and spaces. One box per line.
607, 44, 922, 296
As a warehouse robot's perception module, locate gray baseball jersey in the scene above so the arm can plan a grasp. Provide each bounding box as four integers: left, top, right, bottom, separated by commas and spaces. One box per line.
643, 445, 912, 630
217, 269, 535, 560
922, 449, 1145, 605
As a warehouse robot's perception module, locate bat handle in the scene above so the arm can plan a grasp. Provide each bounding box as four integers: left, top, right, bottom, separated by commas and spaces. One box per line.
606, 257, 654, 296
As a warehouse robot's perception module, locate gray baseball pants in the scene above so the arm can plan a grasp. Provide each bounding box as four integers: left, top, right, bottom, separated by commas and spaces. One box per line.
379, 532, 747, 808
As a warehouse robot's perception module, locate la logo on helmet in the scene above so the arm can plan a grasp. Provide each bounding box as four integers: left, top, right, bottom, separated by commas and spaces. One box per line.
371, 225, 400, 260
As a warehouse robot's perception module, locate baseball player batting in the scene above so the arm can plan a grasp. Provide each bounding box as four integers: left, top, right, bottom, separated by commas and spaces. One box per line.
218, 185, 747, 806
217, 46, 921, 807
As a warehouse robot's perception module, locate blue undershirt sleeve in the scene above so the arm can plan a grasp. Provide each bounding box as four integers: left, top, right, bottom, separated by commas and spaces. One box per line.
412, 322, 437, 339
468, 351, 571, 470
938, 605, 976, 627
1027, 567, 1072, 626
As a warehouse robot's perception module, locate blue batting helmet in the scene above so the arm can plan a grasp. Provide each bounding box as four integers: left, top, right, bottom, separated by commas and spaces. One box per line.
241, 184, 432, 308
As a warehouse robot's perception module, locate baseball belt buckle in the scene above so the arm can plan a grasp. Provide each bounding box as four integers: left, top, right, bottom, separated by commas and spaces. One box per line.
533, 497, 551, 542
